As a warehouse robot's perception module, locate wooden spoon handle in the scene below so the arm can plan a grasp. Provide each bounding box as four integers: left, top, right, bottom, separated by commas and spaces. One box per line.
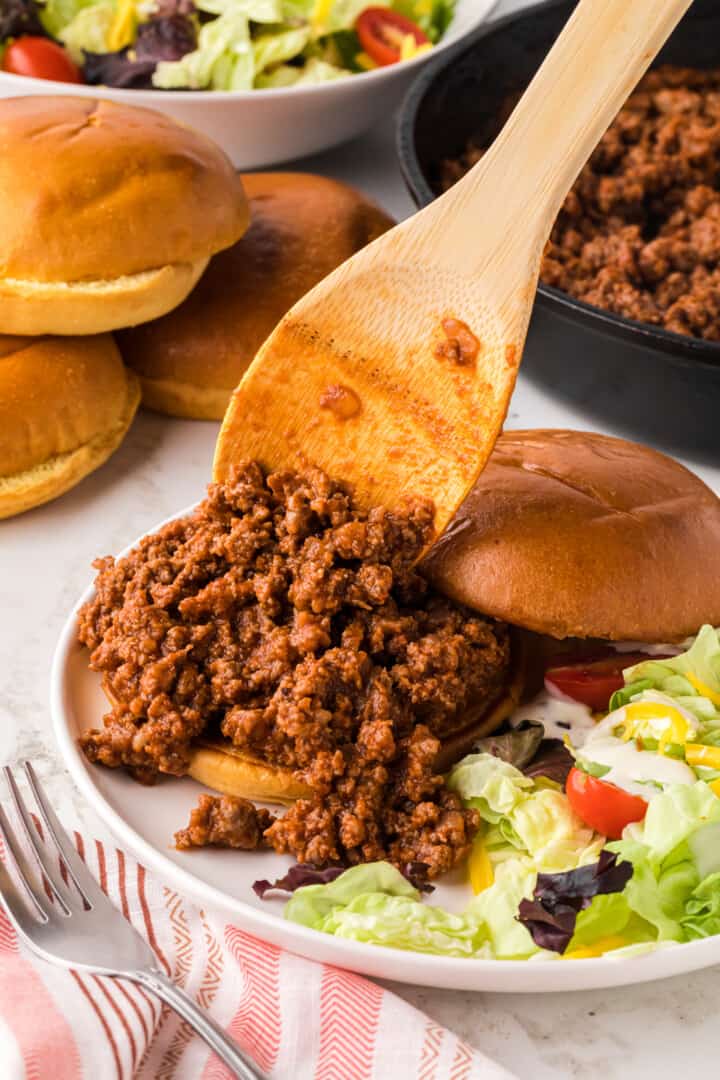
433, 0, 692, 283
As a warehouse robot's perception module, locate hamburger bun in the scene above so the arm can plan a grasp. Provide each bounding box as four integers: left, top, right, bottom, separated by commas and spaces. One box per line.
0, 97, 249, 335
117, 172, 394, 420
421, 429, 720, 643
0, 334, 140, 518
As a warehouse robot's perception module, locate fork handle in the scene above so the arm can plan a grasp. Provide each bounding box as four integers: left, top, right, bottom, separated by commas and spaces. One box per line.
130, 967, 265, 1080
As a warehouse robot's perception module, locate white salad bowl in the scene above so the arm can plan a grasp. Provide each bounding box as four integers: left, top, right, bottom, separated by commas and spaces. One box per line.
0, 0, 496, 167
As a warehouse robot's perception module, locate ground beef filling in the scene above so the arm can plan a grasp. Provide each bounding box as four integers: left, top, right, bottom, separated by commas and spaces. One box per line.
175, 794, 275, 851
78, 462, 508, 879
442, 66, 720, 340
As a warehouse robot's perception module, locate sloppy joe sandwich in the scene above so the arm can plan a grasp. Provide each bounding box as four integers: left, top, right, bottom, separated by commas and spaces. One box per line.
74, 427, 720, 961
75, 428, 720, 914
117, 173, 394, 420
0, 333, 139, 518
0, 97, 249, 336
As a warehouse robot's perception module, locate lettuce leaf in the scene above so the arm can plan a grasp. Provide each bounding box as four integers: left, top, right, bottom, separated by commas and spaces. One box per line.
680, 871, 720, 939
392, 0, 454, 42
448, 753, 602, 872
517, 851, 633, 953
58, 1, 115, 62
464, 860, 539, 959
252, 23, 309, 72
608, 783, 720, 940
447, 753, 533, 824
197, 0, 283, 18
39, 0, 98, 37
153, 7, 253, 89
285, 863, 487, 957
85, 11, 195, 87
285, 859, 540, 959
617, 626, 720, 727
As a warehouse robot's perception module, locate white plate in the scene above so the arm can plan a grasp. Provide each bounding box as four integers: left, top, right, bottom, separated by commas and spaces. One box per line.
51, 507, 720, 992
0, 0, 497, 169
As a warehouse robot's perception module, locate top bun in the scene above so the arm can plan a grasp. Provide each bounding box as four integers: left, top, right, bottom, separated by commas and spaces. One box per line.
421, 429, 720, 642
117, 171, 394, 420
0, 97, 249, 336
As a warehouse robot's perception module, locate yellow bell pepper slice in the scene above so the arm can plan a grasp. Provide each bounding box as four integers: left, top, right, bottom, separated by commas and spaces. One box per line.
468, 832, 494, 894
355, 51, 377, 71
708, 777, 720, 798
311, 0, 333, 34
399, 34, 432, 61
686, 672, 720, 707
622, 701, 692, 756
563, 935, 628, 959
107, 0, 138, 52
685, 743, 720, 770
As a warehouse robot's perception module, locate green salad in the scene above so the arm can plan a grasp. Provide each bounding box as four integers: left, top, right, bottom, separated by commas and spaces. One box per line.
278, 626, 720, 961
0, 0, 455, 90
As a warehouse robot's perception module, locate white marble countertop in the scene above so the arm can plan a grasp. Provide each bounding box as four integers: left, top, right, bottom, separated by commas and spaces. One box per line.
3, 1, 720, 1075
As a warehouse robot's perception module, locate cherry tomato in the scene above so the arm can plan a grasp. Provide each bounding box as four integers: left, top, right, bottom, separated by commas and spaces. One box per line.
2, 37, 83, 84
356, 7, 430, 67
545, 653, 672, 712
566, 767, 648, 839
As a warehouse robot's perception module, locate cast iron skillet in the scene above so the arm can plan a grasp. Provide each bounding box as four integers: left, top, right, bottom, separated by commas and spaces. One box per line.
397, 0, 720, 463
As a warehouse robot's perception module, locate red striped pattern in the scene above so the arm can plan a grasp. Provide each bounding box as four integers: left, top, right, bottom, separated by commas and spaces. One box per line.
419, 1020, 445, 1080
315, 966, 383, 1080
0, 912, 82, 1080
0, 836, 82, 1080
0, 829, 501, 1080
156, 888, 197, 1078
204, 927, 282, 1078
450, 1039, 475, 1080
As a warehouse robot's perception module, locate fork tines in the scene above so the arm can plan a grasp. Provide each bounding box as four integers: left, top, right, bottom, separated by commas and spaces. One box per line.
0, 763, 102, 925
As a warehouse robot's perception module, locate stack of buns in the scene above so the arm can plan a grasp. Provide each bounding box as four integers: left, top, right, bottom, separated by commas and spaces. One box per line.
0, 95, 249, 519
2, 96, 390, 519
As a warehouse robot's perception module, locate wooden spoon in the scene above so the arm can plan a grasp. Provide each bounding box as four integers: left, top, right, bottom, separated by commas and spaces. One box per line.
214, 0, 691, 545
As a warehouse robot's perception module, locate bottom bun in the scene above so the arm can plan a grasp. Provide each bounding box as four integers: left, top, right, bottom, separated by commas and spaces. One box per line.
0, 259, 208, 336
0, 368, 140, 519
187, 638, 525, 804
137, 371, 231, 423
188, 744, 312, 804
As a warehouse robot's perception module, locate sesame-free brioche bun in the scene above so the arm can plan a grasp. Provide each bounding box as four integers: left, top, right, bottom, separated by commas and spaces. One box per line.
421, 429, 720, 643
0, 97, 249, 335
0, 334, 140, 518
117, 172, 394, 420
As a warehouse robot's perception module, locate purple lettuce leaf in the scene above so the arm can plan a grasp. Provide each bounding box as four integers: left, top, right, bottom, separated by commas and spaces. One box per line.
473, 722, 544, 770
82, 13, 195, 89
0, 0, 46, 40
522, 739, 575, 786
253, 861, 435, 900
253, 865, 346, 899
517, 850, 633, 953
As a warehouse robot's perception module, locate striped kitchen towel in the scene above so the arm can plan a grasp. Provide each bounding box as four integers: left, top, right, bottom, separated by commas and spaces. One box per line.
0, 835, 515, 1080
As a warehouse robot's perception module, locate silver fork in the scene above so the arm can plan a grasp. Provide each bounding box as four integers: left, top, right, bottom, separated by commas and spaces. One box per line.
0, 763, 264, 1080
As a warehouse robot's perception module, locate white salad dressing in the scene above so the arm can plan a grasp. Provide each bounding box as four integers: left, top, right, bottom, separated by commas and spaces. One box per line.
509, 691, 595, 743
611, 640, 687, 656
510, 667, 701, 800
574, 736, 695, 799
